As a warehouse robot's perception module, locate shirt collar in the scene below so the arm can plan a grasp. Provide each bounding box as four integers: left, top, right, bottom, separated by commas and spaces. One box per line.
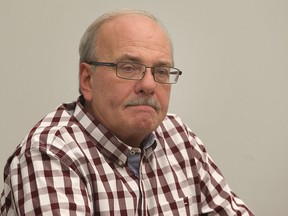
141, 133, 157, 158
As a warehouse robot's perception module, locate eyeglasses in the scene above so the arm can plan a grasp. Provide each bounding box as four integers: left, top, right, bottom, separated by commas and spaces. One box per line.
86, 61, 182, 84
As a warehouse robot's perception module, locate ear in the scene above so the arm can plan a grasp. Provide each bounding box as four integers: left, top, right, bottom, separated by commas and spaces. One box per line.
79, 62, 93, 101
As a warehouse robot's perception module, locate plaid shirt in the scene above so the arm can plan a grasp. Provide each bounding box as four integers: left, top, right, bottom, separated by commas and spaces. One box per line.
0, 97, 254, 215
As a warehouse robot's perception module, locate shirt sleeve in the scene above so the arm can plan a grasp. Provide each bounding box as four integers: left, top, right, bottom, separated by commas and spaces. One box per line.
8, 147, 92, 215
187, 129, 255, 215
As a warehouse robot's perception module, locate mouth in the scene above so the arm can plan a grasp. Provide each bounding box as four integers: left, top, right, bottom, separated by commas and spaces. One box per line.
127, 104, 157, 113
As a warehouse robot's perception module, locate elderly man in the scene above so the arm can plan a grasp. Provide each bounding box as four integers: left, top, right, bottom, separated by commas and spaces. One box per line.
0, 9, 254, 215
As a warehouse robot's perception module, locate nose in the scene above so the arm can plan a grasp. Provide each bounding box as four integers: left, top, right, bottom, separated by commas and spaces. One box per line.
134, 68, 156, 95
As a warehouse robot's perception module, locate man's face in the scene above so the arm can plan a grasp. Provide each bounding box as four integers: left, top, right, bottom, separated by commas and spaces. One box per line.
80, 14, 173, 147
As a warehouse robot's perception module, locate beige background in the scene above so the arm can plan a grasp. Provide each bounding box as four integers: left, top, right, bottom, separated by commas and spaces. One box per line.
0, 1, 287, 215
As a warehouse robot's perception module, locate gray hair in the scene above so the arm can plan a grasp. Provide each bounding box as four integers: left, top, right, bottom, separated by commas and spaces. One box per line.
79, 9, 173, 63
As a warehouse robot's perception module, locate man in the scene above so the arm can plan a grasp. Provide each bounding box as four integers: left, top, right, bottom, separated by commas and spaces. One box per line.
0, 9, 254, 215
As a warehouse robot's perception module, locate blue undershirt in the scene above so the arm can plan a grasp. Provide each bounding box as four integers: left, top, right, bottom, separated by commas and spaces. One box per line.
127, 133, 155, 178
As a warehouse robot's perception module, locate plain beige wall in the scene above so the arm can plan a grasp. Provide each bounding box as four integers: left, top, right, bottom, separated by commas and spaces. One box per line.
0, 1, 287, 215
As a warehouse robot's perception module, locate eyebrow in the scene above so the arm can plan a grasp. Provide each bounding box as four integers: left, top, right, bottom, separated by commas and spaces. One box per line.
115, 54, 173, 67
115, 54, 141, 63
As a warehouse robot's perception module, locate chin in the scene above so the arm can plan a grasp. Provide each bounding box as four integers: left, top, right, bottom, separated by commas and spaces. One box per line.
134, 119, 159, 132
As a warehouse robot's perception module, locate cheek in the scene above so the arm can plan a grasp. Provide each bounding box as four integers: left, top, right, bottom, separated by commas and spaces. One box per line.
159, 86, 171, 109
93, 77, 133, 109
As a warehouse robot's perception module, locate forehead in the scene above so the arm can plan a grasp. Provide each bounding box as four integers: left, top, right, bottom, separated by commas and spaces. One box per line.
96, 14, 173, 62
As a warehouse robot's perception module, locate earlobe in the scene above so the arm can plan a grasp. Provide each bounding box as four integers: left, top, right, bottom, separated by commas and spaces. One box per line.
79, 63, 93, 101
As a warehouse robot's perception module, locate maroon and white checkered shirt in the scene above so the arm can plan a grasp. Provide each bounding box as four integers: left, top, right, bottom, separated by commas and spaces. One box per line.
0, 97, 254, 215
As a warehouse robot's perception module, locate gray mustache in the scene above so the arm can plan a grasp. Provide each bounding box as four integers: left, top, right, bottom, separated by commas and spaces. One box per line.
125, 98, 161, 111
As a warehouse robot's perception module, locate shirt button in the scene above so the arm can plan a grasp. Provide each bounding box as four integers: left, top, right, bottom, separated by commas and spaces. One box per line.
130, 150, 136, 155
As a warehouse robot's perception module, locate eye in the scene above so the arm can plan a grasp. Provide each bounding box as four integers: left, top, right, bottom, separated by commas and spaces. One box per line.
155, 67, 170, 77
119, 63, 138, 73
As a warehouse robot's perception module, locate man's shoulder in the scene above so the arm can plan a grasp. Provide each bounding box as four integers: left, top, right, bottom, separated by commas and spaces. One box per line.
38, 103, 76, 129
14, 102, 79, 154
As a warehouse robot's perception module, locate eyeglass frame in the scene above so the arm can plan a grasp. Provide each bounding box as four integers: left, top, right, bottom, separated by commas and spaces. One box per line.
85, 61, 182, 84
